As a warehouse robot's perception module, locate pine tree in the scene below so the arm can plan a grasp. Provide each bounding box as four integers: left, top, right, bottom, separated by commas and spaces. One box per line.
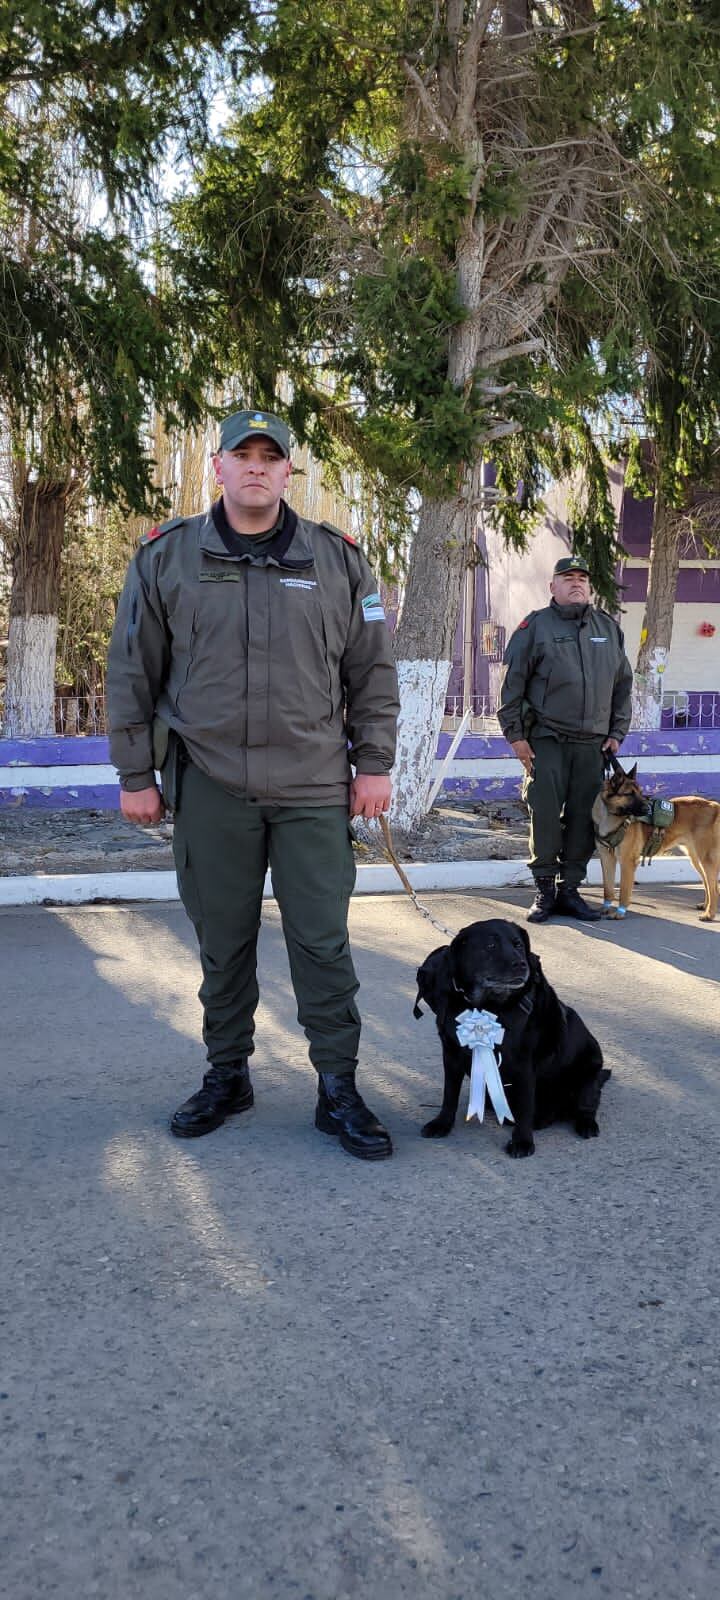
0, 1, 255, 733
173, 3, 716, 822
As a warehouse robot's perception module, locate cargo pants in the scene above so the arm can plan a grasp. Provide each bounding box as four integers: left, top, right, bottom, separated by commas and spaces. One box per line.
523, 732, 605, 888
173, 760, 360, 1073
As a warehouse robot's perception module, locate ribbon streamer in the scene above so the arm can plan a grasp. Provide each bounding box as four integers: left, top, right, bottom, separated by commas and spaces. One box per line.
456, 1008, 514, 1126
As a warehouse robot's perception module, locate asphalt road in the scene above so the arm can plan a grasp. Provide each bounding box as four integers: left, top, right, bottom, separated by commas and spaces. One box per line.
2, 886, 719, 1600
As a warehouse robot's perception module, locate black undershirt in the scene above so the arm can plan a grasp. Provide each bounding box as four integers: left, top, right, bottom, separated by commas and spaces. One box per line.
212, 496, 285, 558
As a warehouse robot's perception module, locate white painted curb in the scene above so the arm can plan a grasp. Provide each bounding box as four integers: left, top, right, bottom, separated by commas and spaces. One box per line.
0, 856, 702, 907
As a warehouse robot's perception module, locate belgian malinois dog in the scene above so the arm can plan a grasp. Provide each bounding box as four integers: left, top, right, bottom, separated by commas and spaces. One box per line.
592, 760, 720, 921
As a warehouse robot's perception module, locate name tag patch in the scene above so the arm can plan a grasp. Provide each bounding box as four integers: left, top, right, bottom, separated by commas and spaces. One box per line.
590, 636, 607, 643
280, 577, 317, 590
362, 592, 386, 622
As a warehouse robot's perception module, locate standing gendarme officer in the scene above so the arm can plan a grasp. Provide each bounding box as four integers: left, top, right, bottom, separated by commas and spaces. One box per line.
498, 555, 633, 922
106, 409, 400, 1159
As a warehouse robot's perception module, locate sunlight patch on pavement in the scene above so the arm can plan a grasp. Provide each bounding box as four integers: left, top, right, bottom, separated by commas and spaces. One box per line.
102, 1132, 270, 1295
368, 1431, 450, 1570
59, 906, 202, 1039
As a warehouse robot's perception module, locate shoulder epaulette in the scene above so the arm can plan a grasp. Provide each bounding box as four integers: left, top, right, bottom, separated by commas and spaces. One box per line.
515, 611, 536, 631
140, 516, 186, 546
320, 519, 359, 548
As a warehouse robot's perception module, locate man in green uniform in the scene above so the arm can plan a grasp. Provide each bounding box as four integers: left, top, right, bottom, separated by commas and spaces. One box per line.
107, 409, 399, 1158
498, 555, 633, 922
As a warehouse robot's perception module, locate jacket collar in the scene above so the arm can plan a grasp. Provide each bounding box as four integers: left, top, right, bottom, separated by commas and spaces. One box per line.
551, 599, 590, 622
198, 501, 314, 570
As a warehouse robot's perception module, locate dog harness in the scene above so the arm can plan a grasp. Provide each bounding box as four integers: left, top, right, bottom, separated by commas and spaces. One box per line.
596, 798, 675, 861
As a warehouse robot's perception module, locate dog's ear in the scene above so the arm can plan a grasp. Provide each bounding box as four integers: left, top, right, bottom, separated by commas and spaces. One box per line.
414, 945, 451, 1019
627, 762, 638, 781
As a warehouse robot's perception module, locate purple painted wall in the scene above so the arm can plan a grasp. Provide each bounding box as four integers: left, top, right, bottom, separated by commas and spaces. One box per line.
2, 733, 718, 809
620, 566, 720, 603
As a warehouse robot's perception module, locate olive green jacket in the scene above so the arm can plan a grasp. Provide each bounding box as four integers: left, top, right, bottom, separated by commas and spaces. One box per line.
498, 601, 633, 745
107, 504, 399, 803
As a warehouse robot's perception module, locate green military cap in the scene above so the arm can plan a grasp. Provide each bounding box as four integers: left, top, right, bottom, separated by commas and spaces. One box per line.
554, 555, 590, 576
219, 409, 291, 457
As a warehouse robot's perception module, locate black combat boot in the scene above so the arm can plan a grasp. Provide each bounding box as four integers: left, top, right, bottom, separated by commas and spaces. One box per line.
170, 1061, 253, 1138
555, 885, 602, 922
315, 1072, 393, 1160
527, 877, 557, 923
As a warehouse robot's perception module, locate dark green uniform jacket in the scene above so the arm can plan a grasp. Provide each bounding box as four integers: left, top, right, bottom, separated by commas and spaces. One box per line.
107, 502, 400, 803
498, 600, 633, 745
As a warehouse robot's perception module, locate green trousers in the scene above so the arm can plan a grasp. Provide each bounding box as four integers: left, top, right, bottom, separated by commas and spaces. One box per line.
523, 734, 605, 887
173, 762, 360, 1073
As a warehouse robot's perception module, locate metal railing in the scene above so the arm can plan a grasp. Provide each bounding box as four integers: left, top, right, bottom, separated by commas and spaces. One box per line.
443, 695, 502, 734
443, 688, 720, 735
660, 691, 720, 729
54, 695, 108, 735
1, 685, 717, 738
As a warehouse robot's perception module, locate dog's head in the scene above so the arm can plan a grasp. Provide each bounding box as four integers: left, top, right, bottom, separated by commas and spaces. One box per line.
414, 919, 535, 1020
600, 759, 648, 819
450, 919, 534, 1009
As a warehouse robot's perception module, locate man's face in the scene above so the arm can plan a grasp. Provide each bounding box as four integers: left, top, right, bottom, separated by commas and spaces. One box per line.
550, 570, 591, 605
212, 436, 291, 510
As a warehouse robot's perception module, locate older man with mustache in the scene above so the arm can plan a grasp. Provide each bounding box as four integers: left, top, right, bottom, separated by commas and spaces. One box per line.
498, 555, 633, 923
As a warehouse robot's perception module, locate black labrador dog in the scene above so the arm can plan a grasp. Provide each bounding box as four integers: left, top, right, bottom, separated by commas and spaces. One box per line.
414, 918, 609, 1158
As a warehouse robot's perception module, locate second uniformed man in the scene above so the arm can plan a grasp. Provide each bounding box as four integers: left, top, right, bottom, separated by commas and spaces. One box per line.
498, 555, 633, 922
107, 409, 400, 1158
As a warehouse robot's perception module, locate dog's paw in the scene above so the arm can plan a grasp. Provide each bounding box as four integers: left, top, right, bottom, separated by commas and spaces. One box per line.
575, 1113, 600, 1139
421, 1115, 454, 1139
699, 909, 716, 922
506, 1133, 535, 1159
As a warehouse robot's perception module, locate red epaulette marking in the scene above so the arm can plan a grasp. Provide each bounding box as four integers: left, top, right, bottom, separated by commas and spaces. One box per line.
342, 532, 358, 546
146, 525, 163, 542
517, 616, 531, 629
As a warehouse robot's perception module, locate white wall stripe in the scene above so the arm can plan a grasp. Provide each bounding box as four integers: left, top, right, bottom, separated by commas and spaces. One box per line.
0, 764, 119, 790
439, 753, 720, 779
1, 751, 718, 791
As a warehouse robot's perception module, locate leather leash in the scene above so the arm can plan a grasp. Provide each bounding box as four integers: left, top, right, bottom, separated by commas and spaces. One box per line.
377, 814, 456, 940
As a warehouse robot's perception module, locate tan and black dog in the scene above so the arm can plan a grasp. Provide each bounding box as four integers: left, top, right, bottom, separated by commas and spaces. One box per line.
592, 762, 720, 921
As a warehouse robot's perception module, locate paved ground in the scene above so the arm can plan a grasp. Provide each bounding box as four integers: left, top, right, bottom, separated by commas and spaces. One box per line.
2, 886, 719, 1600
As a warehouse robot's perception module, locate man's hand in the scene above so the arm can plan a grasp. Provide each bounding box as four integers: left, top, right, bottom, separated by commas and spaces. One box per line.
510, 739, 535, 776
349, 774, 392, 819
602, 737, 620, 755
120, 785, 166, 826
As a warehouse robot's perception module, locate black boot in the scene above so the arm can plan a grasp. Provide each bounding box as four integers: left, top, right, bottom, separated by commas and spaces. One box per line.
315, 1072, 393, 1161
555, 886, 602, 922
527, 877, 557, 923
170, 1061, 253, 1138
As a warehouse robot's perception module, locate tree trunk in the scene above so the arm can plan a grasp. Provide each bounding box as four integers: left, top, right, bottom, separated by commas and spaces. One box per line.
392, 465, 480, 829
632, 485, 680, 731
4, 477, 67, 736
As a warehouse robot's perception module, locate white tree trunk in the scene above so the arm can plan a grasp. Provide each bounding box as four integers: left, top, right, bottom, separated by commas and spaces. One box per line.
4, 615, 58, 736
391, 658, 452, 829
633, 485, 680, 731
630, 646, 668, 732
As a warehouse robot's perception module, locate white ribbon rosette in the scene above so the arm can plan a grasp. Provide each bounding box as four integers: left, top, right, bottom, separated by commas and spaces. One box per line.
455, 1008, 514, 1125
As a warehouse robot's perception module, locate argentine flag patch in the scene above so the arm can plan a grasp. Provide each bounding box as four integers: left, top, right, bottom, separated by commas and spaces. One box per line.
361, 592, 386, 623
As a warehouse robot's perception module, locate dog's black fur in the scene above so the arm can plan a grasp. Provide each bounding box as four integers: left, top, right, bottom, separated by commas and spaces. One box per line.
414, 918, 609, 1158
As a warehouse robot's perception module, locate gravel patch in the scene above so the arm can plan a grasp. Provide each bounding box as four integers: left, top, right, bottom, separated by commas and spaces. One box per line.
0, 798, 530, 877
